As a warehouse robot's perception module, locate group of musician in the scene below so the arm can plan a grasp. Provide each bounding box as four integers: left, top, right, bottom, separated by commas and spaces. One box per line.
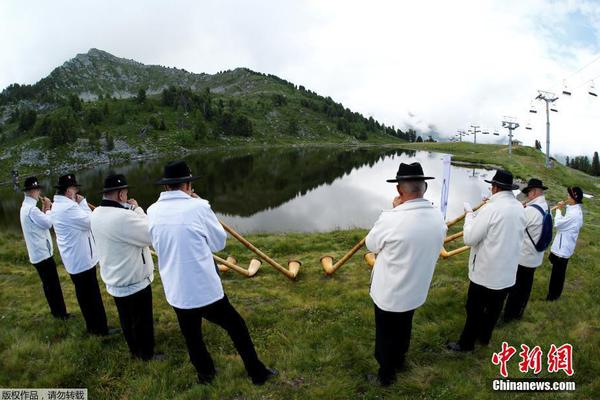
19, 160, 276, 386
19, 159, 585, 387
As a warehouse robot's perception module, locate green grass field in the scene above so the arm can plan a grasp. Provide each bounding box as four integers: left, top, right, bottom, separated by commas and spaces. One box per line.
1, 143, 599, 399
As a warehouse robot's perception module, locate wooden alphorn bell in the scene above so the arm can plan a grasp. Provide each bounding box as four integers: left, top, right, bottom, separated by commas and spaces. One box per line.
320, 237, 366, 275
90, 202, 265, 278
220, 221, 301, 280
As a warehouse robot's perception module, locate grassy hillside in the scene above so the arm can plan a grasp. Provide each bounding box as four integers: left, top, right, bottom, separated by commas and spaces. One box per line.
0, 49, 410, 181
0, 143, 598, 399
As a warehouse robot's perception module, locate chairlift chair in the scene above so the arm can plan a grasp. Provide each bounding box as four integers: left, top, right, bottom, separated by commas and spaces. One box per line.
493, 132, 500, 136
529, 102, 537, 113
562, 80, 572, 96
589, 81, 597, 97
550, 107, 558, 112
482, 131, 489, 135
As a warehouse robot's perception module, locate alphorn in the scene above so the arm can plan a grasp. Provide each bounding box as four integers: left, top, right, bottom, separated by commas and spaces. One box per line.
440, 200, 564, 259
321, 237, 366, 275
149, 248, 261, 278
220, 221, 301, 280
89, 202, 264, 278
321, 200, 489, 274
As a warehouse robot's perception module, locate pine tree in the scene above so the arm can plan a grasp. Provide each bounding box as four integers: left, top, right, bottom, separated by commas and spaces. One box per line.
592, 151, 600, 176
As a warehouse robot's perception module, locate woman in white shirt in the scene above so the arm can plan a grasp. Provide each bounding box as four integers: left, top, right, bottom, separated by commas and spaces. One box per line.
547, 187, 584, 301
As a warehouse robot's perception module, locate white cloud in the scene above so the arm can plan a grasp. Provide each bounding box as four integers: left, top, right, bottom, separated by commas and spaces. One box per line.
1, 0, 599, 156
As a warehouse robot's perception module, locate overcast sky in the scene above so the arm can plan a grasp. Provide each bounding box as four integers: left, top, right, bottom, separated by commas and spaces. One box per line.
1, 0, 600, 156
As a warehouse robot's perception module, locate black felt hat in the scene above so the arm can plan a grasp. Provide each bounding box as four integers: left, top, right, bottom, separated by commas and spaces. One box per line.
155, 160, 200, 185
22, 176, 44, 191
55, 174, 81, 189
386, 162, 435, 182
521, 178, 548, 194
102, 174, 131, 193
484, 169, 519, 190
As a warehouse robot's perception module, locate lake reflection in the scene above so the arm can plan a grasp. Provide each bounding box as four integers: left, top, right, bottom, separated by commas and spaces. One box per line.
0, 147, 493, 233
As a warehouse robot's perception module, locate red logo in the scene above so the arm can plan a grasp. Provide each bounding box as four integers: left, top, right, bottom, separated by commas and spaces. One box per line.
491, 342, 574, 378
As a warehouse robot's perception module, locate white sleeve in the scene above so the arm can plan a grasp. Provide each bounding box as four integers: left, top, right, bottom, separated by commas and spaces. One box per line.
28, 206, 53, 230
463, 207, 491, 246
200, 205, 227, 252
118, 208, 153, 248
554, 209, 578, 231
66, 202, 92, 231
365, 213, 387, 254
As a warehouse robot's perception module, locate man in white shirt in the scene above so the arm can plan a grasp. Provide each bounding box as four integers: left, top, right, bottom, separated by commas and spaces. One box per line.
447, 170, 526, 352
91, 174, 159, 360
51, 174, 111, 335
503, 178, 550, 322
365, 162, 446, 386
547, 186, 584, 301
147, 160, 276, 385
19, 176, 69, 319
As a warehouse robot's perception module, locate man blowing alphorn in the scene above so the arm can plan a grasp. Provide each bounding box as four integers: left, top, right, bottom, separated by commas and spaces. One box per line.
447, 170, 526, 352
50, 174, 114, 336
365, 162, 447, 386
147, 160, 277, 385
91, 174, 160, 360
502, 178, 550, 322
19, 176, 69, 319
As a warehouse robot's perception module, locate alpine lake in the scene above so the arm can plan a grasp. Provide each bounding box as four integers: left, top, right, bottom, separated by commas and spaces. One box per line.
0, 146, 495, 233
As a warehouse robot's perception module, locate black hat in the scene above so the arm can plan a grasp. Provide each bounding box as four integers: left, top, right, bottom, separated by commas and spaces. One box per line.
102, 174, 130, 193
55, 174, 81, 189
567, 186, 584, 204
386, 162, 435, 182
22, 176, 44, 191
155, 160, 200, 185
521, 178, 548, 194
484, 169, 519, 190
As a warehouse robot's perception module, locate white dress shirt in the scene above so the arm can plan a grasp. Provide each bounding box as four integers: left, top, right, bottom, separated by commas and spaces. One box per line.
464, 190, 526, 290
20, 195, 54, 264
50, 195, 99, 274
518, 195, 549, 268
91, 201, 154, 297
366, 198, 447, 312
550, 204, 583, 259
147, 190, 227, 309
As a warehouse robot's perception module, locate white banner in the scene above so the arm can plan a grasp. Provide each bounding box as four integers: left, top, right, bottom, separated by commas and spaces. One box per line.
440, 154, 452, 219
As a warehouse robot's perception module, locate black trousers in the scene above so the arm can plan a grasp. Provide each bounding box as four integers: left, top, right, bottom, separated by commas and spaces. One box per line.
459, 281, 507, 350
503, 265, 536, 321
374, 303, 415, 381
32, 257, 68, 318
547, 253, 570, 301
113, 285, 154, 360
173, 295, 268, 381
69, 265, 108, 335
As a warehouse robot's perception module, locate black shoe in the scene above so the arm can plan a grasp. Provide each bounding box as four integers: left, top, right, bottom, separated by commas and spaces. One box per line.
252, 368, 278, 385
197, 372, 215, 385
378, 373, 396, 387
107, 327, 121, 336
139, 352, 166, 361
150, 353, 166, 361
446, 341, 473, 352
